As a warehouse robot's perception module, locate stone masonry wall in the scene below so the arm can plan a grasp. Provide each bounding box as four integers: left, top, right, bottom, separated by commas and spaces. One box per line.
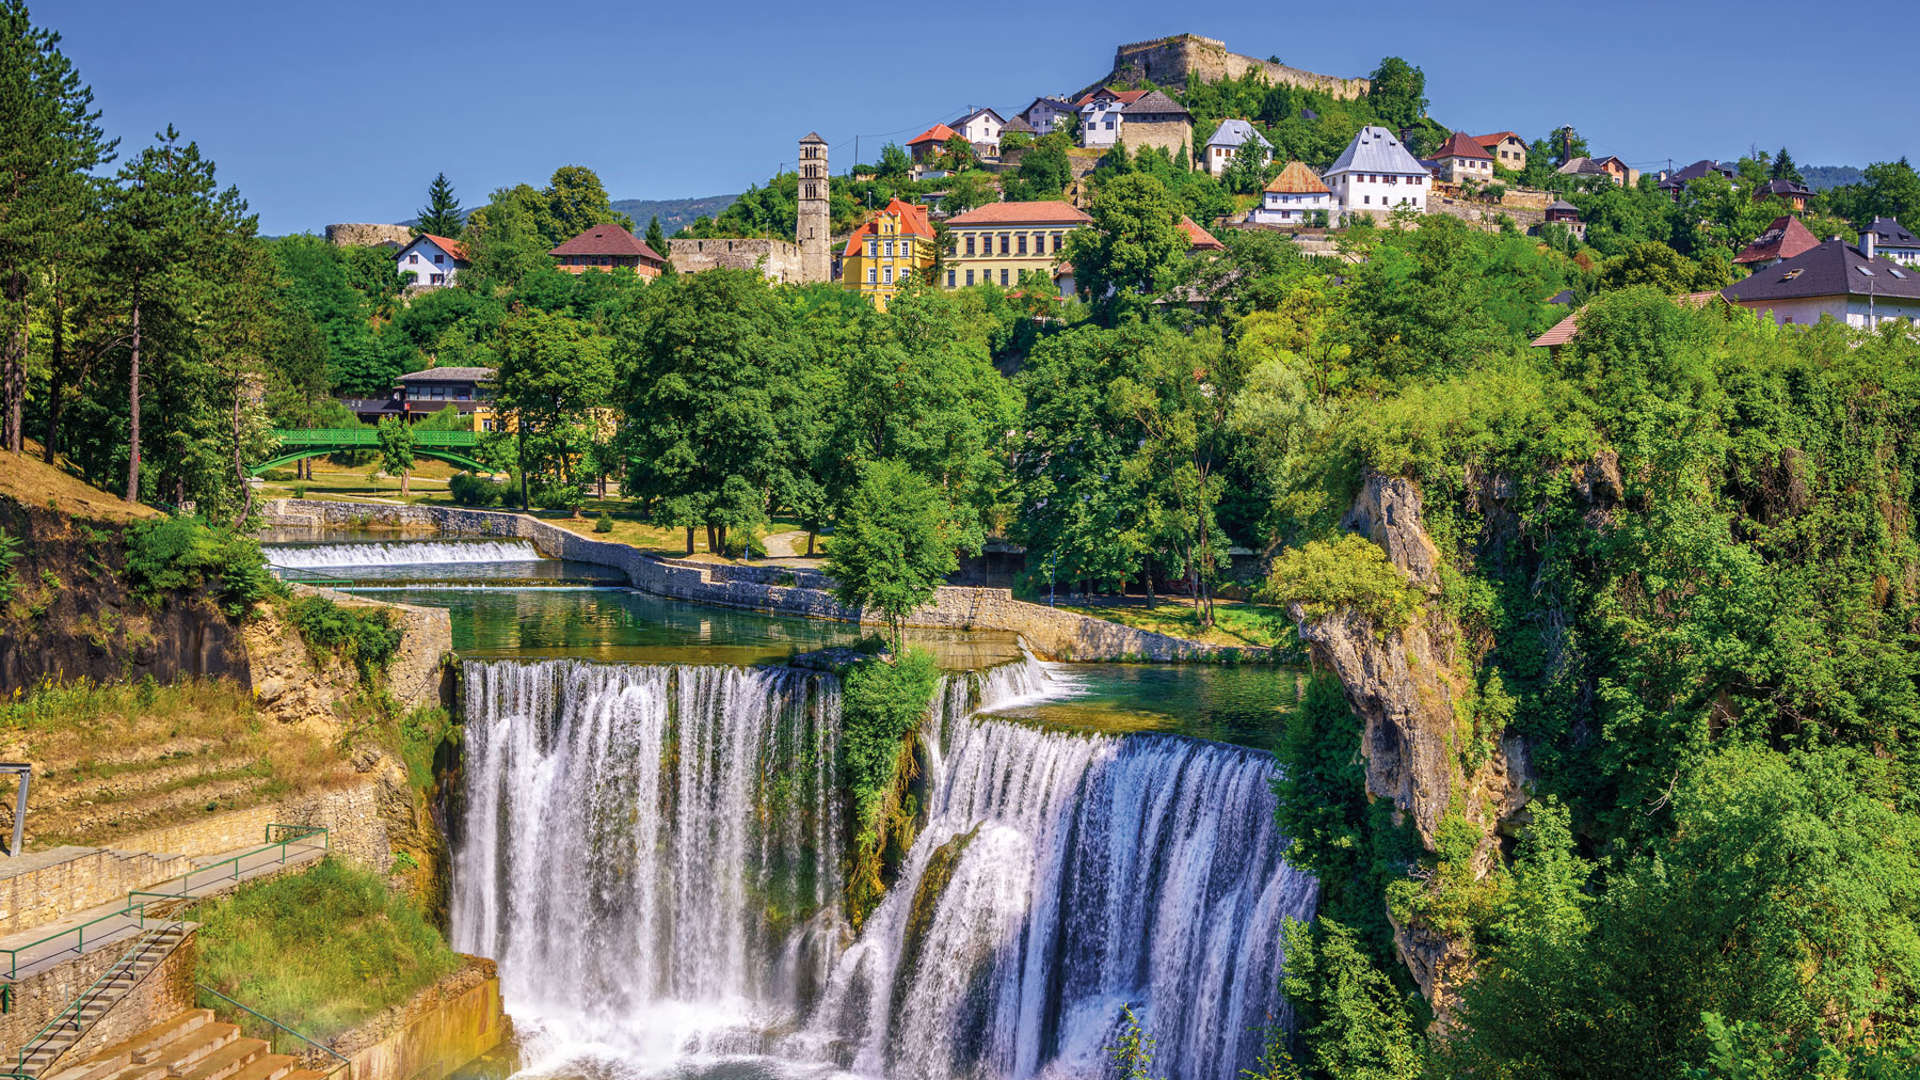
325, 224, 413, 248
333, 959, 506, 1080
1109, 34, 1369, 100
0, 848, 196, 936
667, 237, 806, 282
112, 775, 393, 871
262, 500, 1265, 662
0, 927, 197, 1063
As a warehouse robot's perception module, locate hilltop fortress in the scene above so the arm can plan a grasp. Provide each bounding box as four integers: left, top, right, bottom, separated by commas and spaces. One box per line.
1101, 33, 1370, 100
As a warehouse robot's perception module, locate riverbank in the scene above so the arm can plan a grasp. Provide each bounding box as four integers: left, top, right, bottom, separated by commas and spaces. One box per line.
261, 499, 1272, 663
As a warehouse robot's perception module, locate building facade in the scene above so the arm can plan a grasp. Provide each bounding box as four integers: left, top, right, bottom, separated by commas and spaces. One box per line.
1019, 97, 1074, 136
952, 108, 1005, 149
1474, 132, 1528, 171
1075, 87, 1149, 148
1431, 131, 1494, 184
941, 201, 1091, 291
1722, 238, 1920, 329
1247, 161, 1332, 224
548, 226, 665, 277
1864, 217, 1920, 267
394, 234, 469, 288
1116, 91, 1194, 164
797, 133, 831, 283
1324, 126, 1429, 221
1203, 119, 1271, 178
840, 198, 935, 310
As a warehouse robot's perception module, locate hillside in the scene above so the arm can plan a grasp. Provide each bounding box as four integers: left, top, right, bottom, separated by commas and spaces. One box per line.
611, 193, 739, 233
1803, 164, 1864, 191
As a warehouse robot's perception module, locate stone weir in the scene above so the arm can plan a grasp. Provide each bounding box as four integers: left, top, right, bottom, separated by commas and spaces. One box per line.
261, 499, 1267, 663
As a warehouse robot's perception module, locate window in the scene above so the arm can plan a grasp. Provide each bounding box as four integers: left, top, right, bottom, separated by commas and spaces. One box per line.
947, 269, 956, 287
1053, 233, 1063, 253
1364, 195, 1371, 204
966, 269, 975, 285
430, 273, 443, 285
1857, 266, 1877, 278
867, 267, 876, 283
408, 254, 419, 264
965, 235, 976, 256
1017, 234, 1027, 255
434, 254, 445, 264
1000, 268, 1010, 286
884, 240, 894, 257
884, 267, 893, 285
868, 240, 878, 257
999, 234, 1009, 255
1104, 120, 1115, 130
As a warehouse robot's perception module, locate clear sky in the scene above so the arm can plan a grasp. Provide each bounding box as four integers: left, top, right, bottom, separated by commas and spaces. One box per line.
39, 0, 1920, 236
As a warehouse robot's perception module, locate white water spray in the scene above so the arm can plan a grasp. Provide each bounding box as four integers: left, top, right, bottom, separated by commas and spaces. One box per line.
264, 539, 543, 568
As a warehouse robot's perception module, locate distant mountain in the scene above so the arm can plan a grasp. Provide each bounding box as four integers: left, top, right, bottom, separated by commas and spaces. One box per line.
612, 194, 738, 234
1802, 165, 1863, 192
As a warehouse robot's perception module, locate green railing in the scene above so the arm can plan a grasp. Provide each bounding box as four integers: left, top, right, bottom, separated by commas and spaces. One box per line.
2, 825, 327, 979
271, 428, 479, 449
195, 984, 351, 1077
16, 921, 184, 1077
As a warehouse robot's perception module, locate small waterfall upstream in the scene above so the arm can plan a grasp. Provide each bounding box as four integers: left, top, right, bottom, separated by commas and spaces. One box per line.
264, 538, 543, 568
452, 653, 1317, 1080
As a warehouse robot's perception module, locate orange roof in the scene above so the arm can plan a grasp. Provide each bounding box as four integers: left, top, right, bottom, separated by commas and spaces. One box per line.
907, 123, 959, 146
1179, 216, 1224, 251
945, 200, 1092, 227
1072, 87, 1150, 107
416, 233, 470, 262
1264, 160, 1329, 195
842, 198, 934, 257
1474, 131, 1520, 150
1435, 131, 1493, 160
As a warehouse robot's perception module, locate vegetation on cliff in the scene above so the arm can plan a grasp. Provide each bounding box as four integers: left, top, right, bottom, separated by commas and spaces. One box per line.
193, 856, 460, 1038
839, 646, 938, 926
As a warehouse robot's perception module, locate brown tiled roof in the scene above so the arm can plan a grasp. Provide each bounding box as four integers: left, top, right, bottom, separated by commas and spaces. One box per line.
1734, 215, 1821, 265
1179, 216, 1224, 251
1473, 131, 1520, 150
1265, 160, 1329, 195
416, 233, 470, 262
1122, 90, 1191, 119
548, 225, 664, 263
1074, 87, 1150, 107
945, 200, 1092, 227
1434, 131, 1492, 160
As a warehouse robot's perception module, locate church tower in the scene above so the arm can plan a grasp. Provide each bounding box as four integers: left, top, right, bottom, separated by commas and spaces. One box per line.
797, 132, 830, 283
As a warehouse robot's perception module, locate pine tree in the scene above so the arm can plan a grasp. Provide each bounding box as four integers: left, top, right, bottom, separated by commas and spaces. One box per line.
0, 0, 114, 452
415, 171, 462, 237
644, 215, 670, 266
1771, 146, 1803, 184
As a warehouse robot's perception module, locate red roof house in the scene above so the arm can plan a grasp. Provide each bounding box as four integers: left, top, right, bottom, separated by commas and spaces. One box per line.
549, 225, 665, 278
1734, 215, 1821, 267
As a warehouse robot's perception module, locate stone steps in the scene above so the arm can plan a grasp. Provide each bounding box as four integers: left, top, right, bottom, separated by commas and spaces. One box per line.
37, 1009, 323, 1080
18, 925, 190, 1076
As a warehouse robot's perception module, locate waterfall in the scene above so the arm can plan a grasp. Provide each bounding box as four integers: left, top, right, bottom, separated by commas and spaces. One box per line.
452, 654, 1316, 1080
263, 538, 543, 568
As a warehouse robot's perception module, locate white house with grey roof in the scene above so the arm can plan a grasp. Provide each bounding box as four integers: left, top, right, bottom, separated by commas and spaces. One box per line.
1323, 125, 1429, 221
1863, 217, 1920, 268
1204, 119, 1272, 178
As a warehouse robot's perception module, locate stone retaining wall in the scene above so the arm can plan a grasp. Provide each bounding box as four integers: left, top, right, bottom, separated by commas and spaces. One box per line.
0, 847, 196, 936
262, 500, 1265, 662
0, 926, 198, 1065
333, 958, 506, 1080
112, 776, 393, 871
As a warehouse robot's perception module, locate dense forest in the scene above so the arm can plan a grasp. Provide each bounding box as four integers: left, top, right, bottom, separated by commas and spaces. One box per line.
9, 2, 1920, 1076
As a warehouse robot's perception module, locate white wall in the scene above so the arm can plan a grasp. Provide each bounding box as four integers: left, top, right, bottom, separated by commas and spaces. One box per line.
1737, 295, 1920, 328
1081, 102, 1125, 147
1249, 190, 1331, 224
396, 238, 460, 287
1328, 172, 1427, 219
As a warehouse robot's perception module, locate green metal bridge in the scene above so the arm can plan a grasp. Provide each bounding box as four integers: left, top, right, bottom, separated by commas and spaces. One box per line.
252, 428, 488, 475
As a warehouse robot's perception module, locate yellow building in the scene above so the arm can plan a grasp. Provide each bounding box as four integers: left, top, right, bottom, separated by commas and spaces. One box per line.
940, 200, 1092, 292
840, 198, 935, 309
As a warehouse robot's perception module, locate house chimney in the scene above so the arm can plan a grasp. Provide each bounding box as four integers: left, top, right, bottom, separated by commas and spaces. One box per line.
1862, 227, 1877, 262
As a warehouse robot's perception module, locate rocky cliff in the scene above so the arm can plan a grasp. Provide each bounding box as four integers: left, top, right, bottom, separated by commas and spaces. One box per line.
1290, 474, 1530, 1016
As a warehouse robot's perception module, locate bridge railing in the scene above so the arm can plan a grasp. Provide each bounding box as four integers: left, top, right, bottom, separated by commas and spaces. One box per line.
272, 428, 479, 448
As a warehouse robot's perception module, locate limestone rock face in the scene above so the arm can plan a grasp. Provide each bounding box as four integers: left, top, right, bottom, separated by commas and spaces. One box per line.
1342, 473, 1443, 592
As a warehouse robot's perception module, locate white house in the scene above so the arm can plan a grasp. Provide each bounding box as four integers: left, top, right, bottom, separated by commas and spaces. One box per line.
395, 233, 469, 289
1864, 217, 1920, 268
1204, 119, 1272, 178
1018, 97, 1074, 137
1075, 86, 1149, 148
1323, 126, 1429, 221
1722, 238, 1920, 329
1248, 161, 1332, 225
951, 108, 1006, 148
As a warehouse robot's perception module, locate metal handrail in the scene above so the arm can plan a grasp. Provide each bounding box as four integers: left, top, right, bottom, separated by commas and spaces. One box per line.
2, 825, 327, 979
194, 984, 350, 1077
16, 921, 184, 1076
272, 428, 478, 448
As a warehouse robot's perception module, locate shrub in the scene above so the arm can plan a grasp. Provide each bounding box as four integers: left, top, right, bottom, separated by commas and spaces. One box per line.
124, 518, 281, 618
289, 483, 307, 499
288, 596, 401, 682
593, 511, 614, 534
841, 648, 939, 841
0, 526, 21, 607
447, 471, 508, 507
1261, 533, 1424, 632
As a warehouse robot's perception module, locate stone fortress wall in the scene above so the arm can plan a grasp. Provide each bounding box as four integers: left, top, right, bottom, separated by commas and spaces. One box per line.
667, 237, 808, 282
1107, 33, 1370, 100
325, 223, 414, 247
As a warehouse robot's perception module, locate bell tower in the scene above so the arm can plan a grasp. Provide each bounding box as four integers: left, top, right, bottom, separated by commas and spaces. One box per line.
797, 132, 830, 283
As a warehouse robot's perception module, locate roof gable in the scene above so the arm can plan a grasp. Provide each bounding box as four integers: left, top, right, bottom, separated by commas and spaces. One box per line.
1122, 90, 1191, 119
1723, 239, 1920, 303
405, 233, 470, 263
548, 225, 663, 262
842, 198, 935, 256
1867, 216, 1920, 246
907, 123, 959, 146
1434, 130, 1493, 160
1326, 126, 1427, 177
1473, 132, 1520, 150
953, 107, 1006, 128
1179, 216, 1224, 251
1265, 160, 1329, 194
1734, 215, 1820, 265
1207, 119, 1271, 149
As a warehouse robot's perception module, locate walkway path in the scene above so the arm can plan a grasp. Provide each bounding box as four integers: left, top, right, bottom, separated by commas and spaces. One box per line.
1, 837, 327, 982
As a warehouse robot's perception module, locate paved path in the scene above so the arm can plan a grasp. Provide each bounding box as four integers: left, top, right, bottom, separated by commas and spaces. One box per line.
0, 839, 327, 982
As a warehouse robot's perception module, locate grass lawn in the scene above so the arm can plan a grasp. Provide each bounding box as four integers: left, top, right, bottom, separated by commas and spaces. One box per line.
1052, 596, 1293, 649
192, 856, 460, 1040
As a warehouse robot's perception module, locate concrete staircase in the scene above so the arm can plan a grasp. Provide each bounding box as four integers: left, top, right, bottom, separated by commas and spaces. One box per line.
16, 924, 189, 1078
32, 1009, 330, 1080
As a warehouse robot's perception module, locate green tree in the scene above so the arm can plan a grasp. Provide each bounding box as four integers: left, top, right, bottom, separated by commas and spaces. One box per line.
1065, 173, 1185, 315
414, 171, 462, 237
1107, 1006, 1160, 1080
462, 183, 553, 291
1366, 57, 1427, 131
376, 416, 415, 496
826, 457, 964, 648
492, 310, 613, 513
877, 142, 910, 179
1769, 146, 1802, 184
643, 214, 670, 267
1281, 918, 1425, 1080
541, 164, 633, 245
0, 0, 114, 452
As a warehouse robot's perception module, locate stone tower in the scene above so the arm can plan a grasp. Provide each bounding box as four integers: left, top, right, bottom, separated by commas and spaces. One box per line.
797, 132, 830, 284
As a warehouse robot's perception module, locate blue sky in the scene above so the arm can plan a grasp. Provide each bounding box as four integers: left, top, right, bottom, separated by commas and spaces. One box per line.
42, 0, 1920, 235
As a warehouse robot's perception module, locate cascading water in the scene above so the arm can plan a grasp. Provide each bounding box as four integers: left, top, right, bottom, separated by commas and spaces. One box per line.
452, 653, 1316, 1080
263, 538, 543, 568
